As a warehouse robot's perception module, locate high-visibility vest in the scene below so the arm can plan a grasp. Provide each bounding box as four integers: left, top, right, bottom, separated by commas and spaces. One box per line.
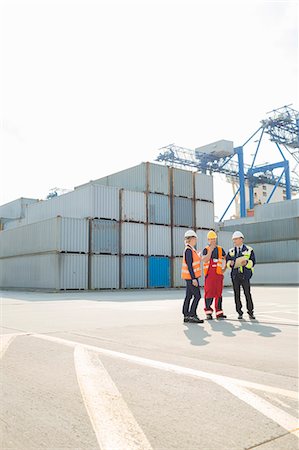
203, 246, 223, 277
227, 245, 254, 273
181, 245, 201, 280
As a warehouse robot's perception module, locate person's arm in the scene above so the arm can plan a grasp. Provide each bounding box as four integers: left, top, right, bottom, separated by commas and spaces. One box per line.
201, 245, 214, 263
185, 248, 196, 280
242, 248, 256, 269
226, 251, 235, 269
222, 248, 227, 272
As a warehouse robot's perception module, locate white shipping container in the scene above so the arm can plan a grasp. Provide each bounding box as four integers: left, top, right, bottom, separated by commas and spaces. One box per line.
173, 257, 185, 287
148, 225, 171, 256
251, 262, 299, 285
0, 217, 88, 258
196, 201, 215, 229
172, 168, 193, 198
26, 184, 119, 224
121, 190, 146, 223
90, 255, 119, 289
0, 197, 38, 219
121, 222, 147, 255
255, 199, 299, 222
0, 253, 88, 289
194, 173, 214, 202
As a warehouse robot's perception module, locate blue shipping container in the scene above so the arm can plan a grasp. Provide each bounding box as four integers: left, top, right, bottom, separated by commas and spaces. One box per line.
149, 257, 170, 288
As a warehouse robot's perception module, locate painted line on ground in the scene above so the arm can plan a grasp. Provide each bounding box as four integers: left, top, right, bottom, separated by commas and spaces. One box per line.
0, 333, 26, 359
74, 345, 153, 450
33, 333, 298, 434
255, 315, 298, 324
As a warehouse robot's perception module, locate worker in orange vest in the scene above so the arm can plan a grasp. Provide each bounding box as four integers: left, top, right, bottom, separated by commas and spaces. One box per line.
202, 230, 227, 320
181, 230, 214, 323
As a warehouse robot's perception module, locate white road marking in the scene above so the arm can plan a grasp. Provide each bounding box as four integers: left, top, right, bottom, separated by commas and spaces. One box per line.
255, 315, 298, 324
0, 333, 25, 359
33, 333, 298, 434
74, 345, 153, 450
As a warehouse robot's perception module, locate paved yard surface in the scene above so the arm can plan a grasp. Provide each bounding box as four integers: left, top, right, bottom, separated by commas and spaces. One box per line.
1, 286, 298, 450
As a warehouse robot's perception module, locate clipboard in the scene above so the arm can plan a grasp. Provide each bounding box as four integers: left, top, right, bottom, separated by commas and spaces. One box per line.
234, 256, 247, 268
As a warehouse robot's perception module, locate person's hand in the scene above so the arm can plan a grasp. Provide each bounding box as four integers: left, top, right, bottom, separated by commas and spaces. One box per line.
192, 279, 198, 287
230, 261, 234, 268
241, 259, 247, 266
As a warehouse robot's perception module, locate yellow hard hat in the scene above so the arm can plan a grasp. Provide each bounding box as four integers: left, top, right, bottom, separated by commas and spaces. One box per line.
207, 230, 217, 239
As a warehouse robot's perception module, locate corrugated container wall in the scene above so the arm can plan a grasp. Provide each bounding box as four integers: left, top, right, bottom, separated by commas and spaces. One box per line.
218, 231, 233, 253
251, 240, 299, 263
172, 168, 193, 198
148, 194, 171, 225
90, 219, 119, 255
220, 218, 299, 244
76, 162, 171, 195
148, 225, 171, 256
148, 257, 171, 288
90, 255, 119, 289
121, 190, 146, 223
255, 199, 299, 222
0, 217, 88, 258
196, 201, 215, 229
2, 218, 27, 231
0, 253, 88, 289
121, 256, 147, 288
194, 173, 214, 202
26, 184, 119, 224
148, 163, 170, 194
173, 257, 184, 287
121, 223, 146, 255
0, 198, 38, 219
173, 197, 193, 227
251, 262, 299, 285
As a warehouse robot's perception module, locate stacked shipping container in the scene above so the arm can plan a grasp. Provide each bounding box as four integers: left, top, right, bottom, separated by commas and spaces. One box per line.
219, 199, 299, 285
0, 162, 215, 290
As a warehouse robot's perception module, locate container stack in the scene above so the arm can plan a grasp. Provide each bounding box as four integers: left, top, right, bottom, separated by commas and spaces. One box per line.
0, 217, 89, 290
0, 162, 215, 290
219, 199, 299, 285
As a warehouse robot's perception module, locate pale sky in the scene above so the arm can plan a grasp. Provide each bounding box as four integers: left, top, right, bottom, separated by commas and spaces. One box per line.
1, 0, 298, 219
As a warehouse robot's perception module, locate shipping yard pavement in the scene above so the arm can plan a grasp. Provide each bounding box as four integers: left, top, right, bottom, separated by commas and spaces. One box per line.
0, 286, 298, 450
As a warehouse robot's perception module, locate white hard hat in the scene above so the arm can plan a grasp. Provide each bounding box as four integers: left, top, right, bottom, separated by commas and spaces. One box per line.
184, 229, 198, 239
232, 231, 244, 239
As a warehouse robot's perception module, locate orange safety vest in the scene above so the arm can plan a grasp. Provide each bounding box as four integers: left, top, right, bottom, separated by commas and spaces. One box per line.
181, 245, 201, 280
203, 246, 223, 277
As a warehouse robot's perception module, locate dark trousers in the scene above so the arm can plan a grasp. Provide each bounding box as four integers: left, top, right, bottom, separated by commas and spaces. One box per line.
232, 276, 254, 315
182, 280, 201, 317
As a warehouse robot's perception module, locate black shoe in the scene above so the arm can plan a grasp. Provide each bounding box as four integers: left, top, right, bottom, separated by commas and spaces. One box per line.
248, 313, 256, 319
189, 315, 204, 324
206, 314, 213, 320
183, 316, 190, 323
217, 314, 227, 320
238, 314, 243, 320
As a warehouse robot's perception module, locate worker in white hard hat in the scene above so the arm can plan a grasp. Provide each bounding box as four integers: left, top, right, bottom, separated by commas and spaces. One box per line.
202, 230, 227, 320
226, 231, 256, 320
181, 230, 206, 323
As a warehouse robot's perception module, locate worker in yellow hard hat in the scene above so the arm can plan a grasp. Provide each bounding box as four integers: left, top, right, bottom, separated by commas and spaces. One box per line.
202, 230, 227, 320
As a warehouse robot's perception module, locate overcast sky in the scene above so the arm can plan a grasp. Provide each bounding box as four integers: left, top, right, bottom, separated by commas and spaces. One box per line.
1, 0, 298, 218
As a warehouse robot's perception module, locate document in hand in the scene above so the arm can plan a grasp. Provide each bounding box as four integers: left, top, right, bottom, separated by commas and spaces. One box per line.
234, 256, 247, 268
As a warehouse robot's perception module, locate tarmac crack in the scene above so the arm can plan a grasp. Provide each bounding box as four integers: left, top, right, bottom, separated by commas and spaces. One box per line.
245, 429, 299, 449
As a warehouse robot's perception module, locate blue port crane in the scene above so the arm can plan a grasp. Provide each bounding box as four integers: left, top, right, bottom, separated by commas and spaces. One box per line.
156, 105, 299, 221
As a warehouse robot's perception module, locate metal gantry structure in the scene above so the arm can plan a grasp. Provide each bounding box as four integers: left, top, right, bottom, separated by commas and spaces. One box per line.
156, 105, 299, 221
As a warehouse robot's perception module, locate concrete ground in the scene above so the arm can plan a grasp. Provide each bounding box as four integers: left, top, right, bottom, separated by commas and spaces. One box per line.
0, 286, 298, 450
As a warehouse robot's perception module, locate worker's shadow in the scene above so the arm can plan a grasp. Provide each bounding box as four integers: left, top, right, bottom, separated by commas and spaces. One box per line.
207, 320, 239, 337
239, 320, 282, 337
183, 323, 211, 346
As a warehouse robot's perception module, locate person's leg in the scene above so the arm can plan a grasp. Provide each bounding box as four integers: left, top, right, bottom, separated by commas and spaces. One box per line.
182, 280, 193, 317
189, 283, 201, 317
215, 296, 226, 319
241, 278, 254, 316
233, 277, 243, 316
204, 297, 214, 317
